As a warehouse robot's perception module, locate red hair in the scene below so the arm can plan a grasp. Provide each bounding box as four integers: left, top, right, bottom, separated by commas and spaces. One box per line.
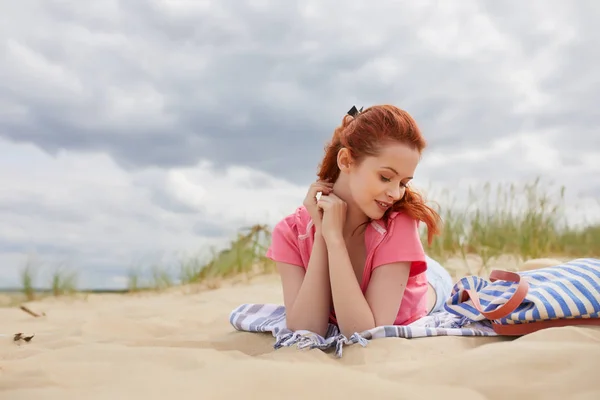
316, 105, 441, 244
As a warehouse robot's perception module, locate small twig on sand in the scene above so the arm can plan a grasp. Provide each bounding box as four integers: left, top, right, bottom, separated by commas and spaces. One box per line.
19, 305, 45, 318
13, 332, 35, 342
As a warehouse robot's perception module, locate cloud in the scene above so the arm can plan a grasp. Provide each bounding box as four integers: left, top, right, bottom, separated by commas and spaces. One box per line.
0, 138, 305, 288
0, 1, 598, 287
1, 0, 597, 182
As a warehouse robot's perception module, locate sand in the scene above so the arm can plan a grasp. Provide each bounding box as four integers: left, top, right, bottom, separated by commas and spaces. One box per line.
2, 258, 600, 400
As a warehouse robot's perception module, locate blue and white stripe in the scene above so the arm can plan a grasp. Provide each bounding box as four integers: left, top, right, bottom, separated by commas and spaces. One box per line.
445, 258, 600, 326
229, 303, 497, 358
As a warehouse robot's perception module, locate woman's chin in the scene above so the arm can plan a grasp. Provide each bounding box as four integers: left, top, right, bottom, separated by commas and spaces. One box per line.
363, 204, 387, 220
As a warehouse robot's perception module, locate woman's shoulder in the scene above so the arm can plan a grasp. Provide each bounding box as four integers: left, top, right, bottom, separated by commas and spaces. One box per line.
272, 206, 313, 239
369, 210, 426, 270
380, 210, 420, 234
267, 206, 313, 267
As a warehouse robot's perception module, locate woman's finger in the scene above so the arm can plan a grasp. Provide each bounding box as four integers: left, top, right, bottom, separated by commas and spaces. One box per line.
306, 185, 331, 199
305, 190, 332, 208
314, 186, 333, 196
317, 194, 333, 202
317, 197, 332, 209
311, 181, 333, 191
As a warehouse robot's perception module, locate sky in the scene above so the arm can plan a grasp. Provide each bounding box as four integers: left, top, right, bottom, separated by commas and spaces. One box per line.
1, 0, 599, 289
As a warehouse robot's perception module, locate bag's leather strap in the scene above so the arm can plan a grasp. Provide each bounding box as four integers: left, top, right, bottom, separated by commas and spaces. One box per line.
461, 270, 530, 320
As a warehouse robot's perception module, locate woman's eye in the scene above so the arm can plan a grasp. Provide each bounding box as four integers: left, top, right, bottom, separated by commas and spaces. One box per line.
380, 175, 391, 182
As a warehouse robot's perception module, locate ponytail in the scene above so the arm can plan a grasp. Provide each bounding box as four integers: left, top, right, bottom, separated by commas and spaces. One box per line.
392, 187, 441, 245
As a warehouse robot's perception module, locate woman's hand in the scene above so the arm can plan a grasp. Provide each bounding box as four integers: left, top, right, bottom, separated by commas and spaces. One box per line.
317, 193, 347, 244
303, 180, 333, 232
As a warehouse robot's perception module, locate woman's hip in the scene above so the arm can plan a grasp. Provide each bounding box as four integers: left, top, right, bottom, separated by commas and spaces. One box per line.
425, 256, 454, 314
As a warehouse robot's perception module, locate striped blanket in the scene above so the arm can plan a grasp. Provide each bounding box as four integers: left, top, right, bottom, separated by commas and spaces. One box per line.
229, 303, 497, 358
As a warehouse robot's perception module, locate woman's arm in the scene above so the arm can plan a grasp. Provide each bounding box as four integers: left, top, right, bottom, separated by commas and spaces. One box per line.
277, 229, 332, 336
327, 238, 410, 337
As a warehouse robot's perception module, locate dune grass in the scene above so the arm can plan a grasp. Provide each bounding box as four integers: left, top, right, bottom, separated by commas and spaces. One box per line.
11, 259, 78, 304
421, 179, 599, 271
13, 178, 599, 298
20, 259, 37, 301
195, 225, 274, 280
49, 266, 78, 296
122, 225, 275, 292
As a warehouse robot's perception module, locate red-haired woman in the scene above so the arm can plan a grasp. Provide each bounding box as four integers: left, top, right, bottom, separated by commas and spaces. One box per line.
266, 105, 453, 338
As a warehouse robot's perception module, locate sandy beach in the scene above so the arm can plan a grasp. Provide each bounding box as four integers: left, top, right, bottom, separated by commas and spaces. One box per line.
2, 258, 600, 400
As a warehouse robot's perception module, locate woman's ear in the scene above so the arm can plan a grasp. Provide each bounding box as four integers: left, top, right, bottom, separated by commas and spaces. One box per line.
336, 147, 353, 173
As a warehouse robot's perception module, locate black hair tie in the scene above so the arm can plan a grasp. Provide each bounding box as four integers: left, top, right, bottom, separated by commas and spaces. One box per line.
347, 105, 363, 117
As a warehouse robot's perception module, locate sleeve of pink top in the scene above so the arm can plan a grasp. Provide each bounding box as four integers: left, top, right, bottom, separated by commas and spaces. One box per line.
265, 215, 304, 267
371, 213, 427, 276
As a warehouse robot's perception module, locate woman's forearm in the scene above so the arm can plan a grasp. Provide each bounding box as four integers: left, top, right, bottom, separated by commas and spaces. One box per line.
326, 238, 376, 337
285, 230, 332, 336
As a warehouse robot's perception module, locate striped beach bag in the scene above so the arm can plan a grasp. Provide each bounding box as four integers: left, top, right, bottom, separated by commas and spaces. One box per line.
444, 258, 600, 335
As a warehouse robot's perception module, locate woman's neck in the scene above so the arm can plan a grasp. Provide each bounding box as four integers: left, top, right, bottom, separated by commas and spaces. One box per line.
331, 178, 370, 239
344, 205, 369, 239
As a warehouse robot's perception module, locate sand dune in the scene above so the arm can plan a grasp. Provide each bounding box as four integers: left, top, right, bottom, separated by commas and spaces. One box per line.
2, 263, 600, 400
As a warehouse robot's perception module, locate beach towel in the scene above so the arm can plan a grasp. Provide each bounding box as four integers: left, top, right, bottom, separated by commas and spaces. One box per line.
229, 303, 497, 358
444, 258, 600, 335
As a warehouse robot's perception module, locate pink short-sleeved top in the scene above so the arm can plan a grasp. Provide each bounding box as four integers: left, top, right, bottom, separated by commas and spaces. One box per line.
266, 206, 428, 326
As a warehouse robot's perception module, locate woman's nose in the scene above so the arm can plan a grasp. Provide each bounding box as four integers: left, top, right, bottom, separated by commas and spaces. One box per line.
387, 185, 403, 201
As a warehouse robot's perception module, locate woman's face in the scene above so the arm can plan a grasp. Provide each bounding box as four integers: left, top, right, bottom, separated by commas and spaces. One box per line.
346, 142, 420, 220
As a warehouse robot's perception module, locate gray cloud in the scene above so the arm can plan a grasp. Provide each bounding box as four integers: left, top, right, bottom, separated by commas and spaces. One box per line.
2, 1, 598, 185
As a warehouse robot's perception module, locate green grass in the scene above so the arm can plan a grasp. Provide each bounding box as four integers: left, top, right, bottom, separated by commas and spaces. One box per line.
196, 225, 274, 280
122, 224, 275, 293
50, 265, 78, 296
13, 178, 600, 299
19, 258, 37, 301
10, 258, 79, 305
421, 178, 600, 272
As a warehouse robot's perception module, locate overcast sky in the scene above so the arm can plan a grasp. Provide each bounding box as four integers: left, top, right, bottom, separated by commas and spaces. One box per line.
1, 0, 599, 289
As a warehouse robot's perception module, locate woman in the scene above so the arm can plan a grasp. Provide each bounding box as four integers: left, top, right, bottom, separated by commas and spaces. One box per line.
266, 105, 453, 338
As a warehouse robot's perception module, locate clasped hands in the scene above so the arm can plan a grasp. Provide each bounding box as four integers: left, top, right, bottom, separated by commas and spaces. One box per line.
303, 180, 347, 244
